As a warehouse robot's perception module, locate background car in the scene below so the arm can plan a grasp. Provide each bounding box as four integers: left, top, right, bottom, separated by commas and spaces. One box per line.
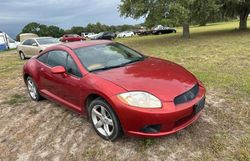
23, 40, 205, 141
117, 31, 135, 38
81, 32, 96, 39
152, 25, 176, 35
91, 32, 116, 40
17, 37, 60, 60
60, 34, 85, 42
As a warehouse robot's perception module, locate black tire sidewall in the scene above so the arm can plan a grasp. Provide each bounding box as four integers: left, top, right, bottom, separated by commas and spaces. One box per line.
88, 98, 121, 141
19, 52, 25, 60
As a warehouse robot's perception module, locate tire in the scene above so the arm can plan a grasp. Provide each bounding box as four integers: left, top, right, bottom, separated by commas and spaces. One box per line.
88, 98, 122, 141
158, 32, 162, 35
19, 51, 26, 60
26, 76, 42, 101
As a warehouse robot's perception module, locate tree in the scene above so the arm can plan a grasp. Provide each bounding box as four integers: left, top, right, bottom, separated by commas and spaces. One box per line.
191, 0, 220, 26
70, 26, 85, 35
47, 25, 64, 38
220, 0, 250, 30
119, 0, 220, 38
22, 22, 41, 34
20, 22, 64, 38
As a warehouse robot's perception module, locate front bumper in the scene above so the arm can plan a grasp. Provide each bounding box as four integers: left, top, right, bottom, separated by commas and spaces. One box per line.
110, 83, 206, 137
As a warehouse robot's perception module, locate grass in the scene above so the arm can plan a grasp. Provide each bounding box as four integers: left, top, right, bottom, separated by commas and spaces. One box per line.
116, 20, 250, 160
117, 20, 250, 97
2, 94, 28, 105
0, 20, 249, 160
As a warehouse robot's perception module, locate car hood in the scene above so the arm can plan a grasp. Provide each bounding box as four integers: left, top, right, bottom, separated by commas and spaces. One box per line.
95, 57, 198, 101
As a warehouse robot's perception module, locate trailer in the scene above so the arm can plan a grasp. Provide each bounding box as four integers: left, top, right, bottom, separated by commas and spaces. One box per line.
19, 33, 38, 42
0, 31, 20, 49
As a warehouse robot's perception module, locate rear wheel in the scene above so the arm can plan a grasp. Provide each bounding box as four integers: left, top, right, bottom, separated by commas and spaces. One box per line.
88, 98, 122, 141
19, 51, 26, 60
26, 77, 42, 101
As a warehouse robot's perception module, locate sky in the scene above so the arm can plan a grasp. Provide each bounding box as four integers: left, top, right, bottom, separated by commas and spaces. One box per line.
0, 0, 144, 39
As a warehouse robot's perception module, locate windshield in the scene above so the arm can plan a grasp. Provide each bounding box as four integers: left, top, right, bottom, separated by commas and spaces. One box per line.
36, 38, 60, 45
74, 43, 144, 72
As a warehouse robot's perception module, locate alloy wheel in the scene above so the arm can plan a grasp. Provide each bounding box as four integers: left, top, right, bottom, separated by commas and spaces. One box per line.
27, 79, 37, 99
91, 105, 114, 137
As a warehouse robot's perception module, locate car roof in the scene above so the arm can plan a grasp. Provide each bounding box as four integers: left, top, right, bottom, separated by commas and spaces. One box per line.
35, 37, 53, 39
60, 40, 113, 49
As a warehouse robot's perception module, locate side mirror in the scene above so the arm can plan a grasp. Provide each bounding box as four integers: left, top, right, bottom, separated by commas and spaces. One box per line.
32, 43, 38, 46
51, 66, 66, 74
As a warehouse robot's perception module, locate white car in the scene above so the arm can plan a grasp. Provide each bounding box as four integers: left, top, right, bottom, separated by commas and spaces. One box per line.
117, 31, 135, 38
86, 33, 99, 39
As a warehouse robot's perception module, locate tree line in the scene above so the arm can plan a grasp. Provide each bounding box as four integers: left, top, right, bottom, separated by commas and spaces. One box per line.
17, 0, 249, 40
17, 22, 140, 41
119, 0, 250, 38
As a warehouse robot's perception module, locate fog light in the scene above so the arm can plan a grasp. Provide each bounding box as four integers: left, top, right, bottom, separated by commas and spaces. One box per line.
140, 124, 161, 133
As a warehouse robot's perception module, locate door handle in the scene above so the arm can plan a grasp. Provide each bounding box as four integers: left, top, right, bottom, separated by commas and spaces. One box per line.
40, 68, 44, 72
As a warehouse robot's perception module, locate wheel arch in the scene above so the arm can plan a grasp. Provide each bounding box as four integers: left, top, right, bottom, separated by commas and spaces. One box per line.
84, 92, 124, 135
23, 73, 31, 85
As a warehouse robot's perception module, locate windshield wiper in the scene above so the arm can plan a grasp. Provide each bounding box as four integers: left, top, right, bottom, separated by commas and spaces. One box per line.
91, 57, 145, 72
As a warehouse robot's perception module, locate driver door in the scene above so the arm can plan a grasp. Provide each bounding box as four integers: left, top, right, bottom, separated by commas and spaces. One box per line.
39, 50, 82, 111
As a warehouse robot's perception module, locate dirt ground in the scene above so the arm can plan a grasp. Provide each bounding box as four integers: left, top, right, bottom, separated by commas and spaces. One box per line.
0, 51, 249, 161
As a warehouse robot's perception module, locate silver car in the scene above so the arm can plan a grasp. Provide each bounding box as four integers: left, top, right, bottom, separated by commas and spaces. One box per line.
17, 37, 60, 60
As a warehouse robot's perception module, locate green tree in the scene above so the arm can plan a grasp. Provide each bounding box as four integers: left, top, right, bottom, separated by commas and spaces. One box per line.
119, 0, 221, 38
192, 0, 220, 26
37, 24, 48, 37
21, 22, 41, 34
70, 26, 85, 35
47, 25, 64, 38
220, 0, 250, 30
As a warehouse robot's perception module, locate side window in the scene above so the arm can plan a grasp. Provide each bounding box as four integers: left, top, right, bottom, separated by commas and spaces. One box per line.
47, 50, 67, 67
29, 39, 37, 45
37, 53, 48, 64
66, 55, 82, 77
22, 39, 31, 45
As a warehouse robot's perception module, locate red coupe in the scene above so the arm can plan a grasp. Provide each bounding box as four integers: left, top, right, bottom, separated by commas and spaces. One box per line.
23, 40, 206, 140
60, 34, 85, 42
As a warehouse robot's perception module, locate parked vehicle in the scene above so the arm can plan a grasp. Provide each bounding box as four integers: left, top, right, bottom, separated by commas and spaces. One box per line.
0, 31, 20, 49
17, 37, 60, 60
81, 32, 96, 39
117, 31, 134, 38
86, 33, 98, 39
60, 34, 85, 42
135, 29, 152, 36
19, 33, 38, 42
23, 40, 206, 140
152, 25, 176, 35
91, 32, 116, 40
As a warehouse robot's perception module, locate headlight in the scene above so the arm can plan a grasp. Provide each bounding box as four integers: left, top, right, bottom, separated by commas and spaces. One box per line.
117, 91, 162, 108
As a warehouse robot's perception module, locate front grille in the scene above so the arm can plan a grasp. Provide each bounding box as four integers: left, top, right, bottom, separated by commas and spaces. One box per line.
174, 83, 199, 105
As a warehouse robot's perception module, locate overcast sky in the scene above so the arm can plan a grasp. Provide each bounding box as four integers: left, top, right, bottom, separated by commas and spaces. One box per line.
0, 0, 144, 38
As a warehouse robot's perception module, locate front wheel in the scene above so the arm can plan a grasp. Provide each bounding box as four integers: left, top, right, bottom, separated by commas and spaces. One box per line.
88, 98, 122, 141
26, 77, 42, 101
